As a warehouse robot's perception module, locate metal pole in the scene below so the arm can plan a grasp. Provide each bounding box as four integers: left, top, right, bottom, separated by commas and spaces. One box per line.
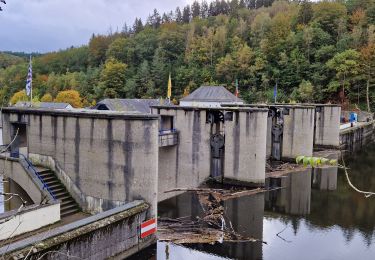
274, 81, 278, 103
30, 55, 33, 104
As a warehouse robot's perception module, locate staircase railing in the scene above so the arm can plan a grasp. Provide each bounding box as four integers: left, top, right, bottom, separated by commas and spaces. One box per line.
19, 154, 57, 201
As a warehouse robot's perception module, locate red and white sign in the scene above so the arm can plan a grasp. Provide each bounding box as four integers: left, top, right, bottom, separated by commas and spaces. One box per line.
140, 218, 157, 238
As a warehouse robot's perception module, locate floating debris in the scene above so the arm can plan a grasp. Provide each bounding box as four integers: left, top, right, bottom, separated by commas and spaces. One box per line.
159, 187, 280, 244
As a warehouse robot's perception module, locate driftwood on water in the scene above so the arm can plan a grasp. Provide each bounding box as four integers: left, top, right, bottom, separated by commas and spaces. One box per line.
164, 187, 273, 201
159, 187, 280, 244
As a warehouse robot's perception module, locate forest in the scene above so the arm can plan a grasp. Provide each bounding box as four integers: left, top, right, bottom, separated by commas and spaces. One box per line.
0, 0, 375, 110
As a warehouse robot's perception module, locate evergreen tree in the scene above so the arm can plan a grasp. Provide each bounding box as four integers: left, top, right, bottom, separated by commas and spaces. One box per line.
201, 1, 209, 18
147, 9, 162, 29
121, 23, 130, 35
133, 18, 144, 33
182, 5, 191, 23
175, 7, 183, 23
191, 1, 201, 18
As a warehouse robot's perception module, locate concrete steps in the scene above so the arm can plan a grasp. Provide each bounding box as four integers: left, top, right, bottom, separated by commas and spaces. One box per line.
36, 167, 80, 218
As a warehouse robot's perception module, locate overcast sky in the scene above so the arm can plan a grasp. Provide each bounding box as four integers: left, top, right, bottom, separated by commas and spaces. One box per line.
0, 0, 200, 53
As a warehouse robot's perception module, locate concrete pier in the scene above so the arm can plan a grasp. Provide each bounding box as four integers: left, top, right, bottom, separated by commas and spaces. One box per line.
152, 106, 268, 200
314, 105, 341, 149
223, 104, 315, 161
280, 105, 315, 160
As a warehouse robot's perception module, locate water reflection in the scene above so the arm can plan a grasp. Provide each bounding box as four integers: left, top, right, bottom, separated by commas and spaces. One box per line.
150, 144, 375, 259
159, 193, 264, 260
159, 191, 204, 220
265, 169, 312, 215
190, 194, 264, 260
312, 167, 338, 191
157, 242, 230, 260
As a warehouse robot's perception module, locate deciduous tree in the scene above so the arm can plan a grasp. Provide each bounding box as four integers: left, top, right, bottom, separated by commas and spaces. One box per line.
55, 90, 83, 108
99, 58, 127, 98
40, 93, 53, 102
10, 90, 28, 105
326, 49, 360, 103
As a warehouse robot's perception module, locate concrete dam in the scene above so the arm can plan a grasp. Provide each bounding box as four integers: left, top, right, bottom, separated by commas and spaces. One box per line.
0, 101, 348, 259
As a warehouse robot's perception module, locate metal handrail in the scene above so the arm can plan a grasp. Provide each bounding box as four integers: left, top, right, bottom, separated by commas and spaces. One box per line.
159, 128, 177, 135
19, 153, 57, 201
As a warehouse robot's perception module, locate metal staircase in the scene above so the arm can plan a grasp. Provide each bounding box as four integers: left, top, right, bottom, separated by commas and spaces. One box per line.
35, 166, 81, 218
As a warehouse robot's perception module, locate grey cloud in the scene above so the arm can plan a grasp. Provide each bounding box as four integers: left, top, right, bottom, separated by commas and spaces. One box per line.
0, 0, 200, 53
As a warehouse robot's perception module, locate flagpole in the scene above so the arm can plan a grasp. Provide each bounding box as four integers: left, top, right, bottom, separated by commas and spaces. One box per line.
274, 81, 278, 103
235, 78, 239, 97
167, 72, 172, 103
30, 56, 33, 104
26, 55, 33, 105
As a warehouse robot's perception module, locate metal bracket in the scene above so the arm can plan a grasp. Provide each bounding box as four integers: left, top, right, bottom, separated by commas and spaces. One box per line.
206, 111, 224, 124
210, 134, 225, 158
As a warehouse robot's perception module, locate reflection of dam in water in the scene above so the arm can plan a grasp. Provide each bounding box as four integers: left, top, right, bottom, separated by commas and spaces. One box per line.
266, 168, 312, 215
153, 149, 375, 260
157, 167, 340, 260
158, 192, 265, 260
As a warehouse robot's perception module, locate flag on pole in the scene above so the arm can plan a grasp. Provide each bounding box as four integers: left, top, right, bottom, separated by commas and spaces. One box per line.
273, 81, 278, 103
26, 56, 32, 97
235, 78, 239, 97
167, 73, 172, 100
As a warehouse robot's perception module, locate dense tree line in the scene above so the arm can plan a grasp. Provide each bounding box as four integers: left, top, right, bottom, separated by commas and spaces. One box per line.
1, 0, 375, 110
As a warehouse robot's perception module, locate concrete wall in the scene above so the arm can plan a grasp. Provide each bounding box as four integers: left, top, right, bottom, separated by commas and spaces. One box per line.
314, 105, 341, 148
0, 201, 153, 260
0, 156, 44, 207
224, 104, 315, 161
0, 175, 3, 214
223, 110, 268, 184
340, 121, 374, 152
1, 108, 159, 216
0, 111, 3, 145
153, 107, 268, 201
282, 107, 315, 159
28, 153, 127, 214
153, 108, 211, 201
3, 178, 34, 211
266, 116, 272, 158
0, 203, 60, 240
